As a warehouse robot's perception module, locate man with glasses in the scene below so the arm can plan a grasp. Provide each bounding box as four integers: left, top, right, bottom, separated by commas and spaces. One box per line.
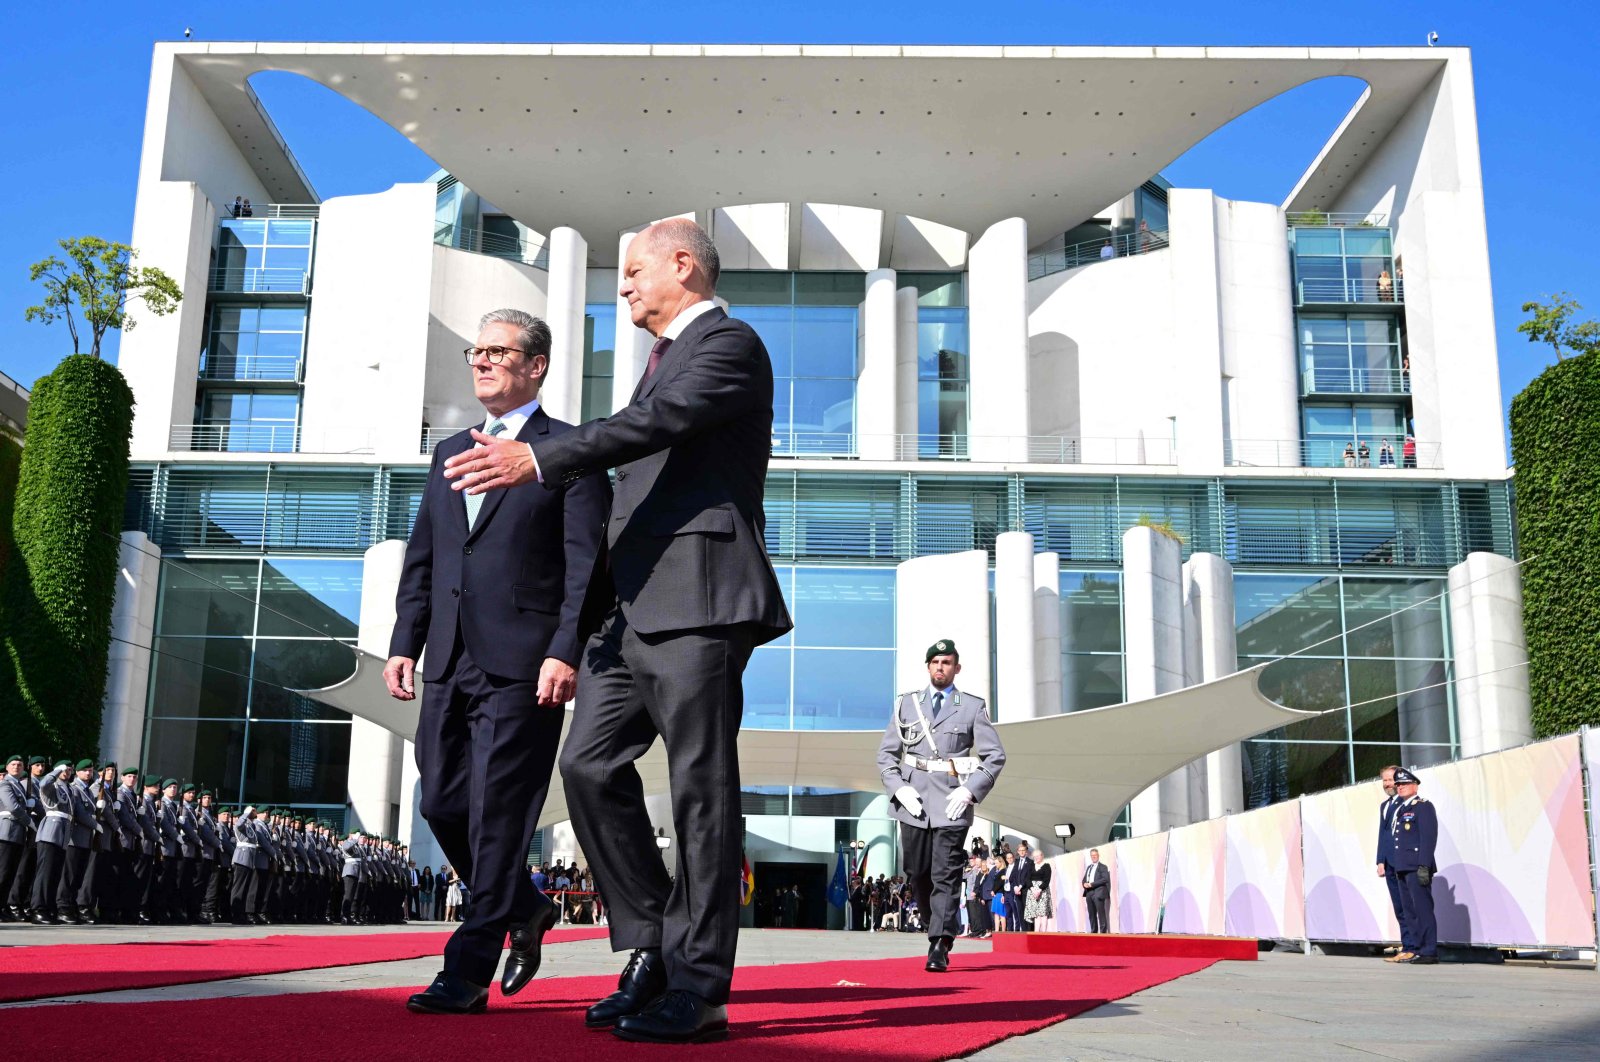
387, 308, 607, 1015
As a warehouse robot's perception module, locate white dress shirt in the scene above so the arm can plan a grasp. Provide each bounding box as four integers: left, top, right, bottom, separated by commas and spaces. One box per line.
661, 299, 717, 341
482, 396, 540, 438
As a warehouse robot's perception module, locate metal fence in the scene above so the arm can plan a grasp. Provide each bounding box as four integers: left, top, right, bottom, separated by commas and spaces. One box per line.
1027, 228, 1170, 281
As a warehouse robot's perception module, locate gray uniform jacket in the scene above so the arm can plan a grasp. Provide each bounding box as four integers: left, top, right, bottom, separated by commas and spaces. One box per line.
253, 819, 277, 870
113, 785, 140, 850
231, 819, 257, 868
35, 767, 71, 848
177, 802, 201, 858
218, 822, 236, 863
339, 837, 364, 879
876, 685, 1006, 830
89, 780, 115, 852
138, 794, 160, 855
67, 779, 99, 848
197, 810, 220, 860
0, 774, 29, 844
156, 798, 181, 857
25, 776, 43, 831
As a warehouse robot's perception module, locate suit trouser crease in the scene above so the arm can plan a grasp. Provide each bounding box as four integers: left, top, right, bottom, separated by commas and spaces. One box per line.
560, 610, 755, 1006
900, 822, 966, 941
416, 640, 562, 986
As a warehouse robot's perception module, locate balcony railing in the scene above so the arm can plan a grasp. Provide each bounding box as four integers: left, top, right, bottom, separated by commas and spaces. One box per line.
1287, 211, 1388, 227
1296, 277, 1404, 306
197, 354, 303, 383
1225, 438, 1441, 470
223, 203, 320, 220
1302, 367, 1411, 396
1028, 228, 1170, 281
171, 423, 300, 454
209, 267, 310, 295
434, 222, 550, 269
770, 432, 1176, 465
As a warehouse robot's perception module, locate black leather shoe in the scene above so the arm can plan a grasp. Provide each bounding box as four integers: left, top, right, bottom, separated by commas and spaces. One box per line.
586, 948, 667, 1028
406, 971, 489, 1014
29, 911, 58, 925
613, 990, 728, 1044
1404, 954, 1439, 965
926, 936, 952, 973
500, 897, 559, 997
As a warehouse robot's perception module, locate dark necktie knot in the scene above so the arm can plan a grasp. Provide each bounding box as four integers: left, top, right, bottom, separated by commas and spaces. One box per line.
645, 336, 674, 381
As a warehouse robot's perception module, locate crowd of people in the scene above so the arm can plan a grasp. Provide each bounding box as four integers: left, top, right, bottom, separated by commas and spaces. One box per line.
0, 755, 412, 927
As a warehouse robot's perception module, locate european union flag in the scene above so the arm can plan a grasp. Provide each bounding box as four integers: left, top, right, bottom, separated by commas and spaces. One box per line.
827, 844, 849, 909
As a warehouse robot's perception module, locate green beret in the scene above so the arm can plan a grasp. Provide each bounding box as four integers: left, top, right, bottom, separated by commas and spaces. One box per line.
102, 762, 118, 773
53, 759, 71, 770
28, 755, 45, 767
5, 754, 20, 765
180, 781, 197, 794
161, 777, 178, 789
144, 773, 161, 787
200, 789, 213, 798
75, 758, 95, 771
121, 765, 139, 776
925, 639, 958, 662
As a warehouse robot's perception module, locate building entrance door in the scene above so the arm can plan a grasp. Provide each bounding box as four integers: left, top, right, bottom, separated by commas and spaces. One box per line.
752, 861, 829, 929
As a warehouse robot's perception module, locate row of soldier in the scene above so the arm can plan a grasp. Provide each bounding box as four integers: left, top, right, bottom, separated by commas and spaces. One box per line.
0, 754, 413, 927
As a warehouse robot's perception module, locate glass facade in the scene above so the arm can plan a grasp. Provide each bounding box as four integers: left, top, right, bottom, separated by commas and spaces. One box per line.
1236, 573, 1452, 808
1290, 225, 1397, 305
903, 273, 969, 458
215, 218, 315, 293
1060, 572, 1125, 711
720, 272, 862, 456
580, 301, 616, 423
1300, 315, 1405, 396
142, 556, 363, 818
1301, 403, 1409, 469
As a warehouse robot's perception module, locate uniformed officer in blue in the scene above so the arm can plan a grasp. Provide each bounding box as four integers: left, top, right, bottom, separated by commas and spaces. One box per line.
877, 639, 1006, 973
1374, 765, 1411, 959
1387, 767, 1439, 964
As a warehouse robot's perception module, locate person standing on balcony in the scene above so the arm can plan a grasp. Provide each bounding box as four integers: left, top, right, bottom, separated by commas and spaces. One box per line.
1379, 439, 1396, 467
1358, 440, 1372, 468
1403, 434, 1417, 469
1377, 269, 1395, 302
1100, 240, 1115, 260
441, 219, 792, 1044
1342, 442, 1357, 468
387, 308, 609, 1015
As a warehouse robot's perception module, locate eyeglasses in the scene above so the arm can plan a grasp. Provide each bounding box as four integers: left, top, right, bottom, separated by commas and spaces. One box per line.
462, 345, 528, 364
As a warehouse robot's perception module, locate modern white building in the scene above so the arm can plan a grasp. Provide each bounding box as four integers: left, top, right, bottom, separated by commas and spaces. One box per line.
106, 41, 1530, 925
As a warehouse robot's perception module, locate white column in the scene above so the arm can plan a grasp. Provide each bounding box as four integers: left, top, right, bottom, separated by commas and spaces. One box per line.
1124, 526, 1190, 835
1168, 190, 1227, 472
895, 286, 920, 456
542, 226, 588, 424
99, 531, 162, 767
993, 532, 1037, 722
857, 268, 899, 459
1448, 552, 1534, 757
610, 231, 653, 413
348, 540, 409, 839
895, 550, 992, 700
1184, 553, 1243, 819
967, 218, 1030, 462
1033, 552, 1063, 718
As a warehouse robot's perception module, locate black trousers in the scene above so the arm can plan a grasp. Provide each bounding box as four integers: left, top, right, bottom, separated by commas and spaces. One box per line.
0, 840, 23, 909
120, 851, 148, 916
231, 863, 256, 916
1397, 869, 1436, 956
416, 639, 563, 987
899, 822, 966, 942
1085, 889, 1110, 933
254, 866, 274, 917
341, 876, 359, 921
76, 847, 102, 913
560, 609, 757, 1007
31, 841, 64, 914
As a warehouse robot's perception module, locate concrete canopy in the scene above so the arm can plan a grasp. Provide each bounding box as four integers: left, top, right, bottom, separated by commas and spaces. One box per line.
302, 650, 1317, 849
164, 43, 1452, 257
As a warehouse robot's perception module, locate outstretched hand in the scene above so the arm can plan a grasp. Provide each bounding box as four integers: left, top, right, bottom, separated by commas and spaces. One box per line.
442, 430, 538, 494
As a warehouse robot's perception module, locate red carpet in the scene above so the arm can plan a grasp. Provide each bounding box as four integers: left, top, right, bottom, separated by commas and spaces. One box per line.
0, 927, 610, 1002
1, 952, 1215, 1060
992, 931, 1259, 961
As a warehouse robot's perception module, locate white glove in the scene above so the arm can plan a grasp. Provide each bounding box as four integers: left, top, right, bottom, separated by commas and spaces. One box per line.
895, 786, 925, 818
944, 785, 975, 821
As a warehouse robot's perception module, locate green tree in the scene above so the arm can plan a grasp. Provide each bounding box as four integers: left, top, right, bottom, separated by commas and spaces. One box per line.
26, 236, 182, 358
0, 356, 135, 756
1517, 293, 1600, 363
1509, 351, 1600, 736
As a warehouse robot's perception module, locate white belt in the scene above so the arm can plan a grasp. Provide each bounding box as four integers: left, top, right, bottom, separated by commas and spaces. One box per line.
237, 841, 258, 848
903, 753, 979, 776
46, 809, 72, 819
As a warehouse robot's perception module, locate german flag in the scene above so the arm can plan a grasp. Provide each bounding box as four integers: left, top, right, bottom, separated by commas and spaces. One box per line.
740, 852, 755, 906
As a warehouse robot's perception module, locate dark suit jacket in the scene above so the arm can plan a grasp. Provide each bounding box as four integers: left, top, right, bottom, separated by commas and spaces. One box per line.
531, 306, 792, 644
1006, 859, 1028, 896
1082, 861, 1111, 897
391, 406, 609, 681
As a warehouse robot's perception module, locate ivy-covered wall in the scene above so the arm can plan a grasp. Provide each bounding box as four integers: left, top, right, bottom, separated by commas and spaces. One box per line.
0, 355, 134, 756
0, 433, 20, 584
1508, 352, 1600, 737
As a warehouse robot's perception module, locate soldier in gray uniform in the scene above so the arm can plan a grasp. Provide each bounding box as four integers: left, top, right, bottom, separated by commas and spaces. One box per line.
30, 759, 74, 924
136, 774, 163, 923
213, 807, 235, 923
61, 759, 101, 923
83, 764, 118, 922
0, 754, 29, 919
877, 640, 1006, 973
195, 790, 221, 921
176, 782, 202, 920
10, 756, 46, 919
108, 765, 142, 923
339, 829, 365, 924
230, 805, 263, 924
155, 778, 183, 922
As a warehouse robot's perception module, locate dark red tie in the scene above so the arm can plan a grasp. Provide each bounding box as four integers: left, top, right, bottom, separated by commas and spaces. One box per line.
643, 336, 673, 382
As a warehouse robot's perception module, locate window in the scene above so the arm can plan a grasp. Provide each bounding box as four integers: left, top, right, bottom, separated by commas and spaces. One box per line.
1301, 403, 1407, 468
1291, 225, 1396, 304
200, 304, 307, 381
1299, 315, 1404, 395
215, 218, 315, 292
903, 273, 969, 458
197, 391, 301, 453
580, 302, 616, 422
721, 272, 862, 456
1060, 572, 1124, 711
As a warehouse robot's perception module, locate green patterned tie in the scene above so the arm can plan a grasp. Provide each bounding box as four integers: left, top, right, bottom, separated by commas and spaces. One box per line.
464, 418, 507, 530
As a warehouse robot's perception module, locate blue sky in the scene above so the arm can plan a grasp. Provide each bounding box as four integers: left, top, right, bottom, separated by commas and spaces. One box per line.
1, 1, 1594, 451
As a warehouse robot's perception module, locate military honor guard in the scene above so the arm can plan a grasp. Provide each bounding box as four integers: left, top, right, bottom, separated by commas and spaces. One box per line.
877, 640, 1007, 973
1386, 767, 1440, 964
0, 754, 29, 917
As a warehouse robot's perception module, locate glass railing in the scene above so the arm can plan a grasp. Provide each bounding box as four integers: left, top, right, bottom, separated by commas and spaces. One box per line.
222, 202, 320, 220
1027, 228, 1170, 281
198, 353, 303, 383
1296, 277, 1404, 306
1301, 367, 1410, 396
1287, 211, 1388, 227
767, 432, 1176, 465
209, 267, 310, 295
1225, 438, 1440, 469
171, 423, 300, 454
434, 222, 550, 269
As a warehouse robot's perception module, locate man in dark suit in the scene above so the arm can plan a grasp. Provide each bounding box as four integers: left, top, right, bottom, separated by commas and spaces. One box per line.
443, 219, 792, 1044
1374, 764, 1409, 957
385, 308, 608, 1015
1007, 843, 1031, 930
1081, 848, 1111, 933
